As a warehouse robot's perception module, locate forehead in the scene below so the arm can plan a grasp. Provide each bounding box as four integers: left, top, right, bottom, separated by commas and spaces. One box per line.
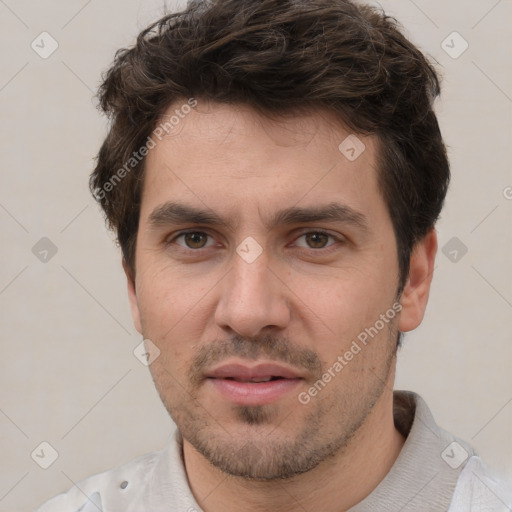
151, 100, 365, 161
140, 100, 385, 224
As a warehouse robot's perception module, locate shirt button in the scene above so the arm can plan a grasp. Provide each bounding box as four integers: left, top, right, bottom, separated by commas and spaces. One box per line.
120, 481, 129, 489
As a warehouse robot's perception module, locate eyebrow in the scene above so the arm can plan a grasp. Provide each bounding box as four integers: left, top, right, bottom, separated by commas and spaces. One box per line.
147, 201, 370, 233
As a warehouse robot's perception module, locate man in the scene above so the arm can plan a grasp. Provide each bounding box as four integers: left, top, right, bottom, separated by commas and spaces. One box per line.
37, 0, 511, 510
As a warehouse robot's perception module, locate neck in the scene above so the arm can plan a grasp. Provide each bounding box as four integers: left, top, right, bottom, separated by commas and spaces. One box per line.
183, 386, 405, 512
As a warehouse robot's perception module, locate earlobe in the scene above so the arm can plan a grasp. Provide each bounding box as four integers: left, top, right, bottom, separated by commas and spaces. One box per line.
123, 258, 143, 335
397, 229, 438, 333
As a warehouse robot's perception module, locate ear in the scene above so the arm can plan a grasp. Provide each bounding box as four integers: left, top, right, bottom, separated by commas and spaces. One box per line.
123, 258, 142, 335
398, 229, 437, 333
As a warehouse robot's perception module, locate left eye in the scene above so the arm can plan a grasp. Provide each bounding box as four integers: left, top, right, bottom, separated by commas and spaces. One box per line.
295, 232, 336, 249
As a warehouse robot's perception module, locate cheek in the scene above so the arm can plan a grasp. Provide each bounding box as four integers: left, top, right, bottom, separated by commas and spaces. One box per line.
135, 264, 215, 364
298, 271, 397, 365
137, 259, 208, 323
300, 267, 385, 323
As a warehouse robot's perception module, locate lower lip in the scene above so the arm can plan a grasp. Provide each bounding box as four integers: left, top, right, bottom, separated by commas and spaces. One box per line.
207, 378, 302, 406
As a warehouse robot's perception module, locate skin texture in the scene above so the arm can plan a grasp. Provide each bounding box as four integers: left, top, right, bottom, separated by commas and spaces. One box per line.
124, 99, 437, 512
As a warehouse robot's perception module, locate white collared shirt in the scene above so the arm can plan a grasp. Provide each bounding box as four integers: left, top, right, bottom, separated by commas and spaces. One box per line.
35, 391, 512, 512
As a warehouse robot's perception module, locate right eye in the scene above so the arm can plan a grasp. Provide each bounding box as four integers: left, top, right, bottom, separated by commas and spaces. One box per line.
172, 231, 215, 250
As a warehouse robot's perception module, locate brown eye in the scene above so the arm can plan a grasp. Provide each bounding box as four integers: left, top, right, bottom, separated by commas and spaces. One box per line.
304, 232, 330, 249
181, 232, 209, 249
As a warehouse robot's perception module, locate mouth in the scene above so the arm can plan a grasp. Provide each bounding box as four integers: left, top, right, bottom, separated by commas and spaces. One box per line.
205, 362, 304, 406
222, 376, 284, 383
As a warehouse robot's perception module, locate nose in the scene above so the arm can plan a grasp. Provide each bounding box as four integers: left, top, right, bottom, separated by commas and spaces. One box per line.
214, 249, 291, 338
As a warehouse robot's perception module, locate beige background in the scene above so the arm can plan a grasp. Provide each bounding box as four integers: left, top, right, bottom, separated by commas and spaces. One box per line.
1, 0, 511, 510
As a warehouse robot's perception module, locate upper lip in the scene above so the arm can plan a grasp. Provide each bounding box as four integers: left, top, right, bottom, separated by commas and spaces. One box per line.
206, 362, 303, 380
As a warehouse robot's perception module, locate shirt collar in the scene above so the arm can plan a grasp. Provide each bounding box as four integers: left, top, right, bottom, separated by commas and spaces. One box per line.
154, 390, 474, 511
348, 390, 475, 511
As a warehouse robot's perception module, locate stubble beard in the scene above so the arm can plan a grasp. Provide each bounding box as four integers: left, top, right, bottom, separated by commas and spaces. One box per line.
150, 326, 399, 481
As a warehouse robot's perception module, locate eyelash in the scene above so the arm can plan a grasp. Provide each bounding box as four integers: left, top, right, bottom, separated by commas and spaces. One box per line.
166, 230, 343, 253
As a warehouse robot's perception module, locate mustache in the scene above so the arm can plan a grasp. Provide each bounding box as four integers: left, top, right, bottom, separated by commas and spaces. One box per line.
189, 333, 323, 384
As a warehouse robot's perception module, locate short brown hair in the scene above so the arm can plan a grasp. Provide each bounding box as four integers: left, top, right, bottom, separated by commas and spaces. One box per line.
90, 0, 450, 292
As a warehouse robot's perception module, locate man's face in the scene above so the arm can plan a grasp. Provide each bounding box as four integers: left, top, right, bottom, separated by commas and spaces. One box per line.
127, 100, 405, 479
